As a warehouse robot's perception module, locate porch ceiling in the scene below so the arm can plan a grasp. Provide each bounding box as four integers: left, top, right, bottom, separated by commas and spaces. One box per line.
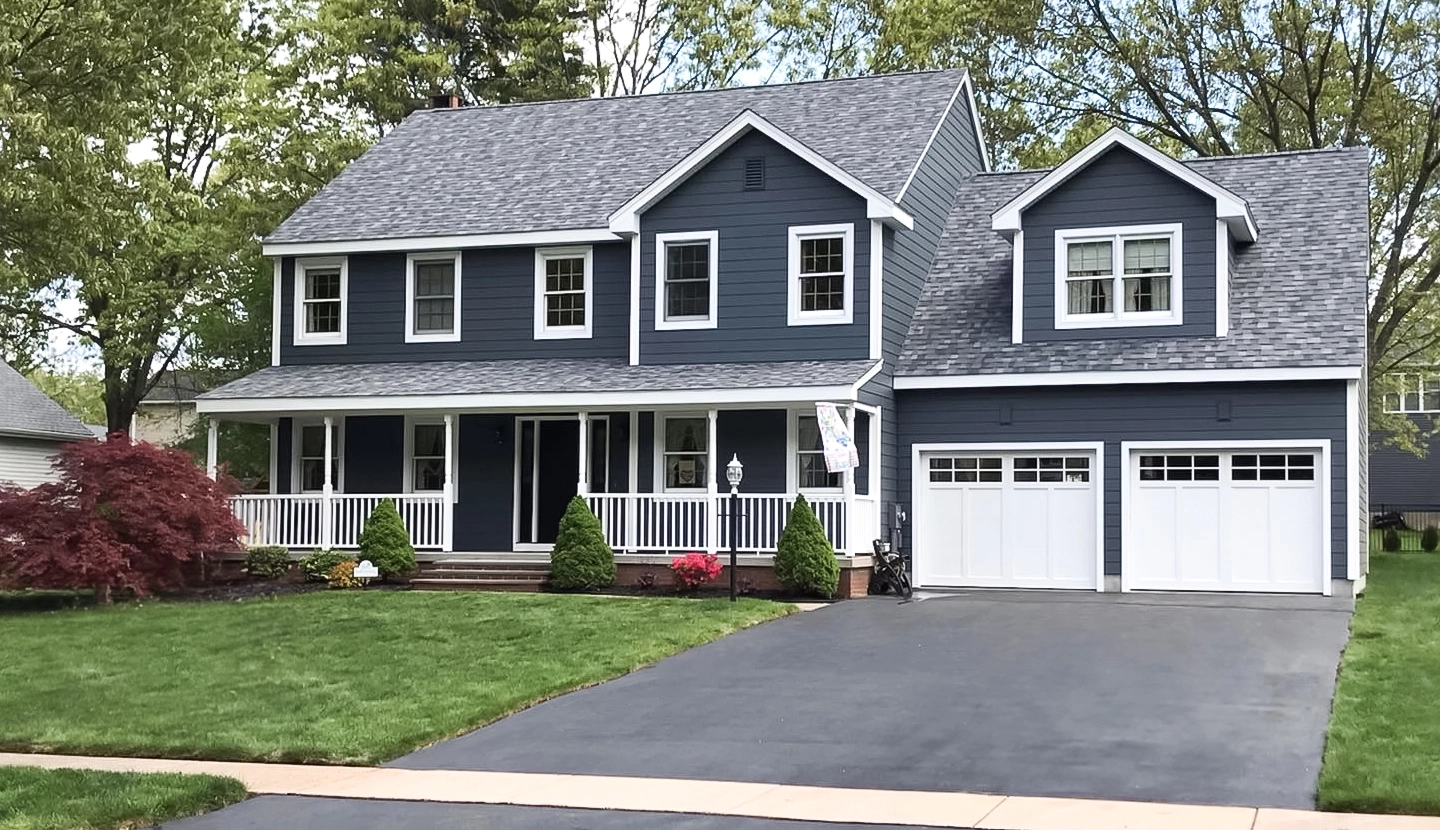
196, 357, 881, 415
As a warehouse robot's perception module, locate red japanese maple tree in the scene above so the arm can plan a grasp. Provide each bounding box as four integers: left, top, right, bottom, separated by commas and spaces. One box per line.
0, 436, 244, 602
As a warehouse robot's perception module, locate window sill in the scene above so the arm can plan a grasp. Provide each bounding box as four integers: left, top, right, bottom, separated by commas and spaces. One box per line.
655, 317, 717, 332
405, 331, 461, 344
788, 312, 853, 327
293, 333, 347, 346
534, 327, 592, 341
1054, 315, 1182, 330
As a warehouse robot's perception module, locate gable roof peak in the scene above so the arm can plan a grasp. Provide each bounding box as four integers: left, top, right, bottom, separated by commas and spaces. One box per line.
990, 127, 1258, 242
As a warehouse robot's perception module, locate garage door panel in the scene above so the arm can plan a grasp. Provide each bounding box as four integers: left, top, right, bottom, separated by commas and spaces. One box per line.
1131, 486, 1178, 584
1047, 489, 1099, 583
921, 489, 967, 583
1267, 487, 1323, 586
1175, 486, 1222, 584
1224, 486, 1272, 584
1007, 488, 1054, 580
965, 487, 1006, 580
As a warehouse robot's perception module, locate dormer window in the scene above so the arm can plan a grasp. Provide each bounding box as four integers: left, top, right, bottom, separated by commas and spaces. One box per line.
1055, 224, 1182, 329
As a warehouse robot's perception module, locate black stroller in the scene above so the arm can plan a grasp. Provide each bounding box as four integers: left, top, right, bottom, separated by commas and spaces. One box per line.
870, 536, 913, 599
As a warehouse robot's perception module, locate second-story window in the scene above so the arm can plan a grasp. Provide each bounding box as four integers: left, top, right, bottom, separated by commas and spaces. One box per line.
534, 246, 593, 339
788, 223, 854, 325
406, 252, 461, 342
1384, 374, 1440, 413
655, 231, 718, 331
1055, 224, 1182, 329
293, 257, 347, 346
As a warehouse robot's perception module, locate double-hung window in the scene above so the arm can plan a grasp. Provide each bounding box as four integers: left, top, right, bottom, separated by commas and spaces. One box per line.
1384, 374, 1440, 413
1055, 224, 1182, 328
655, 231, 718, 330
296, 422, 342, 492
294, 258, 347, 345
406, 420, 447, 492
534, 247, 593, 339
406, 252, 460, 342
660, 416, 708, 491
794, 413, 841, 491
788, 223, 854, 325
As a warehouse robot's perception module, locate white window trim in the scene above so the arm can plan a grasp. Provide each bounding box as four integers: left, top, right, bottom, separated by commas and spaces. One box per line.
291, 419, 344, 493
1053, 223, 1183, 329
654, 230, 719, 331
533, 246, 594, 340
787, 223, 854, 326
1382, 373, 1440, 414
653, 412, 710, 493
787, 409, 843, 494
293, 257, 348, 346
405, 251, 462, 343
402, 416, 449, 493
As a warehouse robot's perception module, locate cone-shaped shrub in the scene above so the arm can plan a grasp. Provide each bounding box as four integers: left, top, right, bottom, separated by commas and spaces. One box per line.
1382, 527, 1402, 552
774, 494, 839, 598
550, 496, 616, 590
358, 498, 416, 579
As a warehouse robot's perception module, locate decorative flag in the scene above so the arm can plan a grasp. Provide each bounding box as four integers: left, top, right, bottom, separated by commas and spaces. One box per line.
815, 402, 860, 473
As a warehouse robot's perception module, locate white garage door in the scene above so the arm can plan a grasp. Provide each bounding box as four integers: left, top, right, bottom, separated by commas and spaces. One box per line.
916, 451, 1098, 589
1126, 450, 1325, 593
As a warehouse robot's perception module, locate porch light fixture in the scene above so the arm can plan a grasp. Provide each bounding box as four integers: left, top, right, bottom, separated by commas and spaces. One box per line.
726, 454, 744, 491
726, 454, 743, 602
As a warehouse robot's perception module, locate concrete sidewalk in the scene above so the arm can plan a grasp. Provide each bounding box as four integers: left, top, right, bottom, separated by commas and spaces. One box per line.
4, 753, 1438, 830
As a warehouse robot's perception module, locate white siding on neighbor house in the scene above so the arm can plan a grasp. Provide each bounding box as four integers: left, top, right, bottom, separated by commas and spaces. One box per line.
0, 436, 64, 488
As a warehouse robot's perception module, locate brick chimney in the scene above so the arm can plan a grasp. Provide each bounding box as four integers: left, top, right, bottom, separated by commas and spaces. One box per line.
430, 92, 462, 109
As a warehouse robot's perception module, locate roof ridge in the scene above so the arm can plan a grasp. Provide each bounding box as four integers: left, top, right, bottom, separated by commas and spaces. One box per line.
979, 144, 1366, 177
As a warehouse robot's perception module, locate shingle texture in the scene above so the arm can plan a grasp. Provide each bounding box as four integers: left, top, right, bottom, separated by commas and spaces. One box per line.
897, 148, 1370, 376
201, 358, 879, 400
0, 361, 93, 440
266, 71, 967, 243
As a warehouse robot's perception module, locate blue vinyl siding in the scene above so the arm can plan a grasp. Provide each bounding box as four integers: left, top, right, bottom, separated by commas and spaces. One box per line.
716, 410, 787, 493
1370, 417, 1440, 511
274, 418, 292, 494
638, 131, 870, 364
278, 241, 629, 365
343, 416, 403, 493
1021, 147, 1218, 341
897, 381, 1351, 580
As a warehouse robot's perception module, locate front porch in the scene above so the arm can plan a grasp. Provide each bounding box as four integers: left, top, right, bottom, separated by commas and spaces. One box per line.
213, 406, 882, 558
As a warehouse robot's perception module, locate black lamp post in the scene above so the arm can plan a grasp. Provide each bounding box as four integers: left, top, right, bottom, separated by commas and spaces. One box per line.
726, 454, 743, 602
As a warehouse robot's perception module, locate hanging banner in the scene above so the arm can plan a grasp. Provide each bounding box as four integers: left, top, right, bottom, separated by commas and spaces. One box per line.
814, 402, 860, 473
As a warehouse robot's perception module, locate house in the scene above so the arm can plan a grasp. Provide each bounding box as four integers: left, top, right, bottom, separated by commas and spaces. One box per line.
0, 361, 95, 488
131, 370, 205, 447
197, 70, 1370, 596
1370, 373, 1440, 519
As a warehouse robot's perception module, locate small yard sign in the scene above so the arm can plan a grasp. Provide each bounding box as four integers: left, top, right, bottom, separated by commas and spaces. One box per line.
353, 560, 380, 580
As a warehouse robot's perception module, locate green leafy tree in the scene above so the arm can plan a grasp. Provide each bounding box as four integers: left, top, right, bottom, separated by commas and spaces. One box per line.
25, 369, 106, 426
774, 494, 839, 598
358, 499, 418, 579
549, 496, 616, 589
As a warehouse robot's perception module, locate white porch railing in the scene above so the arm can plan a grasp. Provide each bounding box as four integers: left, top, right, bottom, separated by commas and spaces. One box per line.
585, 493, 878, 555
231, 493, 447, 550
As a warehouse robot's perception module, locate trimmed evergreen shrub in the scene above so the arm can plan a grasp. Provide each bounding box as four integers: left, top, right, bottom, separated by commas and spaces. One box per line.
1423, 526, 1439, 552
358, 498, 417, 579
774, 494, 839, 598
245, 546, 290, 580
1383, 528, 1403, 552
549, 496, 616, 590
300, 549, 353, 582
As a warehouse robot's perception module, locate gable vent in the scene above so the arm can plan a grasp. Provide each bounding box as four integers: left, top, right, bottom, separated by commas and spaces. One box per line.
743, 157, 765, 190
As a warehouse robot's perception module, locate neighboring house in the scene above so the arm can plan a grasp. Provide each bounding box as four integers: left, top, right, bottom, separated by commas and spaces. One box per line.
197, 70, 1370, 596
1370, 373, 1440, 514
132, 371, 205, 447
0, 361, 95, 488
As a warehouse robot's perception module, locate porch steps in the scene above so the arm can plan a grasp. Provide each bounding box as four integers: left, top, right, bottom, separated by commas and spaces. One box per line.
409, 559, 549, 592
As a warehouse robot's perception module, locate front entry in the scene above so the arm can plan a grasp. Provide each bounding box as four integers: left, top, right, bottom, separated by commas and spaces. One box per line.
515, 417, 609, 548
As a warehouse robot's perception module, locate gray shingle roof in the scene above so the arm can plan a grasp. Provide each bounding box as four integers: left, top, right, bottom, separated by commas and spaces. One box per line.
201, 358, 879, 401
266, 71, 968, 244
0, 362, 94, 441
140, 370, 204, 404
897, 147, 1370, 376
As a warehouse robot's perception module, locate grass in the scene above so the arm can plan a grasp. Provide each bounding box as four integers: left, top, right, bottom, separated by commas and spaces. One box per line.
1319, 552, 1440, 814
0, 591, 791, 765
0, 767, 245, 830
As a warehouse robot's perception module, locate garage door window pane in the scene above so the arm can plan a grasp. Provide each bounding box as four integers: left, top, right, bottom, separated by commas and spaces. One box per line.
929, 458, 953, 483
1231, 453, 1314, 481
1016, 456, 1089, 483
929, 457, 1001, 483
1140, 454, 1220, 482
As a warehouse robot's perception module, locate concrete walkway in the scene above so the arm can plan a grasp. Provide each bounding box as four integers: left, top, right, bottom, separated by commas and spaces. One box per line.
4, 753, 1439, 830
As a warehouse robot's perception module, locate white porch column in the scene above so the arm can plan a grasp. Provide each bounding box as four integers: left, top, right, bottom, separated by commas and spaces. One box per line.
843, 404, 857, 554
577, 411, 590, 495
706, 408, 719, 555
626, 409, 640, 552
870, 407, 883, 536
442, 413, 455, 553
321, 415, 334, 550
205, 418, 218, 480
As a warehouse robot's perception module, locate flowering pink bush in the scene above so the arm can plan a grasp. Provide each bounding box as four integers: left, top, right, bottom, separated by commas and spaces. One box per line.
670, 552, 722, 590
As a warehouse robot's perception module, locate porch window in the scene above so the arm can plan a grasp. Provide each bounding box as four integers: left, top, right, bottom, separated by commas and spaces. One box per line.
655, 231, 718, 330
409, 423, 446, 491
662, 416, 708, 490
293, 258, 347, 345
297, 423, 341, 492
534, 247, 593, 339
406, 252, 460, 342
796, 414, 841, 490
788, 224, 854, 325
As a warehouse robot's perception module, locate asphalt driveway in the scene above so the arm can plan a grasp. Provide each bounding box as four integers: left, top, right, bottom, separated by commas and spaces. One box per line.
393, 590, 1353, 809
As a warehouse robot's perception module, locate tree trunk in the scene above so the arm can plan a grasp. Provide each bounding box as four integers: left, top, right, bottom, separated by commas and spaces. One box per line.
95, 583, 112, 605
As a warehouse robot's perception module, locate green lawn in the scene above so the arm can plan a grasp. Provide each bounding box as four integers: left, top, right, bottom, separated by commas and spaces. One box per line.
0, 767, 245, 830
0, 592, 790, 765
1319, 552, 1440, 814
